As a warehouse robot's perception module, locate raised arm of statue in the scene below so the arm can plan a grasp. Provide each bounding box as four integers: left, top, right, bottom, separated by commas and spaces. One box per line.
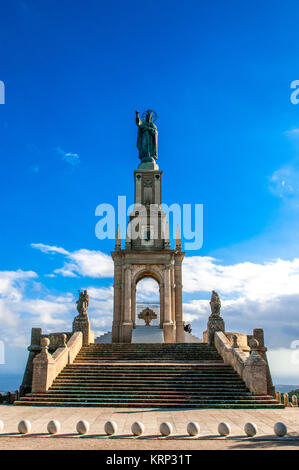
136, 110, 142, 127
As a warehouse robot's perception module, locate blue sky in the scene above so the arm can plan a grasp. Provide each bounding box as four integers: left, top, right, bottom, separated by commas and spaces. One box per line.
1, 0, 299, 385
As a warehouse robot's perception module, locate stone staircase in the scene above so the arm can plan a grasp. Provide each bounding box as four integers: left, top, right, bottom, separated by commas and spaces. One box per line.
15, 343, 283, 408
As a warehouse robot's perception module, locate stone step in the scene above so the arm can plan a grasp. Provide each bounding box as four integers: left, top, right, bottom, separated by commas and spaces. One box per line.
17, 396, 281, 405
14, 400, 284, 409
46, 388, 251, 397
51, 382, 250, 393
28, 391, 257, 398
55, 377, 243, 382
56, 371, 241, 376
15, 342, 281, 409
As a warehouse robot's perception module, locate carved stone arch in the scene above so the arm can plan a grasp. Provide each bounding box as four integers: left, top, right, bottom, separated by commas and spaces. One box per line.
132, 265, 164, 288
132, 265, 164, 329
111, 250, 184, 343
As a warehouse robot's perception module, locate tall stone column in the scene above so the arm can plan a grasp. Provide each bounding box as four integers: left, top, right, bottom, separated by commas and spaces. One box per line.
163, 265, 174, 343
174, 260, 184, 343
131, 282, 136, 328
112, 260, 122, 343
121, 266, 133, 342
159, 284, 164, 328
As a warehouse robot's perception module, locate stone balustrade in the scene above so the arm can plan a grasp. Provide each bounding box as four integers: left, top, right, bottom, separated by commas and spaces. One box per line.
214, 331, 268, 395
32, 332, 83, 393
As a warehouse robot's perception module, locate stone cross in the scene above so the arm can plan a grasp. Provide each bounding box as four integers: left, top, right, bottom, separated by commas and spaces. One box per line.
138, 307, 157, 326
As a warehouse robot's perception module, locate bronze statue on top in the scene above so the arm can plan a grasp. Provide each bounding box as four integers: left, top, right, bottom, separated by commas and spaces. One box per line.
136, 110, 158, 162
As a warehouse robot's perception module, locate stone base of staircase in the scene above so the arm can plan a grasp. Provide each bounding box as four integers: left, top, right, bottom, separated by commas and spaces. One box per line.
15, 343, 284, 409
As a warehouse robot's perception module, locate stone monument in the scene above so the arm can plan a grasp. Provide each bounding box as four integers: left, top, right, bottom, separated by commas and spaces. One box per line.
72, 289, 92, 345
111, 110, 185, 343
206, 290, 225, 345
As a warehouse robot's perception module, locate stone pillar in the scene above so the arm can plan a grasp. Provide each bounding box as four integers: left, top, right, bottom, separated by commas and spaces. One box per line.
163, 265, 174, 343
72, 313, 91, 346
243, 339, 268, 395
252, 328, 275, 397
20, 328, 42, 396
159, 284, 164, 328
32, 338, 56, 393
121, 266, 133, 342
174, 260, 184, 343
112, 261, 122, 343
131, 283, 136, 328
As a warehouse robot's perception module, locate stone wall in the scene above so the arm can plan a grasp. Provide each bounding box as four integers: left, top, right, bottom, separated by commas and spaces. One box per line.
31, 332, 83, 393
214, 331, 268, 395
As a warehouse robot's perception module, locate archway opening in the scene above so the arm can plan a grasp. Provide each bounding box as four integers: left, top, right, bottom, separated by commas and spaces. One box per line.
136, 277, 160, 327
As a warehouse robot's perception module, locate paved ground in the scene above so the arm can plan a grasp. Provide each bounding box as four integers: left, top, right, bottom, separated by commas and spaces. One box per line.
0, 405, 298, 450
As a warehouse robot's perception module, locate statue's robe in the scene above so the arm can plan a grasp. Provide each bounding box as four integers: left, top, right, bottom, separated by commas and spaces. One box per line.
137, 121, 158, 160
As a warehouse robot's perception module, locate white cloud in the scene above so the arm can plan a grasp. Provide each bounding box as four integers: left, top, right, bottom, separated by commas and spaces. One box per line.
56, 147, 80, 166
269, 131, 299, 198
181, 256, 299, 350
31, 243, 114, 278
2, 243, 299, 383
268, 348, 299, 384
31, 243, 69, 255
183, 256, 299, 300
285, 128, 299, 137
269, 165, 299, 198
136, 278, 159, 301
0, 269, 37, 301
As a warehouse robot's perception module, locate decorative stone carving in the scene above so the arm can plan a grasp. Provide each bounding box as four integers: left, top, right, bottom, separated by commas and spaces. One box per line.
232, 334, 239, 348
207, 290, 225, 346
73, 290, 91, 345
61, 334, 67, 348
39, 337, 50, 357
76, 289, 89, 316
138, 307, 157, 326
210, 290, 221, 315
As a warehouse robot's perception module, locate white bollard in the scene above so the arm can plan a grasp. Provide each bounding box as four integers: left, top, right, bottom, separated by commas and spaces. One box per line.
131, 421, 144, 436
187, 422, 200, 436
76, 420, 90, 435
274, 422, 287, 437
47, 420, 61, 434
244, 422, 257, 437
18, 419, 32, 434
218, 422, 231, 436
104, 420, 118, 436
160, 422, 173, 436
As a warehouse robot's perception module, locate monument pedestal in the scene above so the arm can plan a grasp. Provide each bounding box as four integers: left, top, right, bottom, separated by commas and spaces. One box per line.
72, 314, 91, 345
176, 320, 185, 343
163, 323, 175, 343
120, 322, 133, 343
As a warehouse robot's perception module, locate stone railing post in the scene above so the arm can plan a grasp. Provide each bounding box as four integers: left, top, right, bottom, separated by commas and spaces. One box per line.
31, 338, 56, 393
243, 339, 268, 395
292, 395, 298, 407
20, 327, 42, 396
72, 313, 91, 345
